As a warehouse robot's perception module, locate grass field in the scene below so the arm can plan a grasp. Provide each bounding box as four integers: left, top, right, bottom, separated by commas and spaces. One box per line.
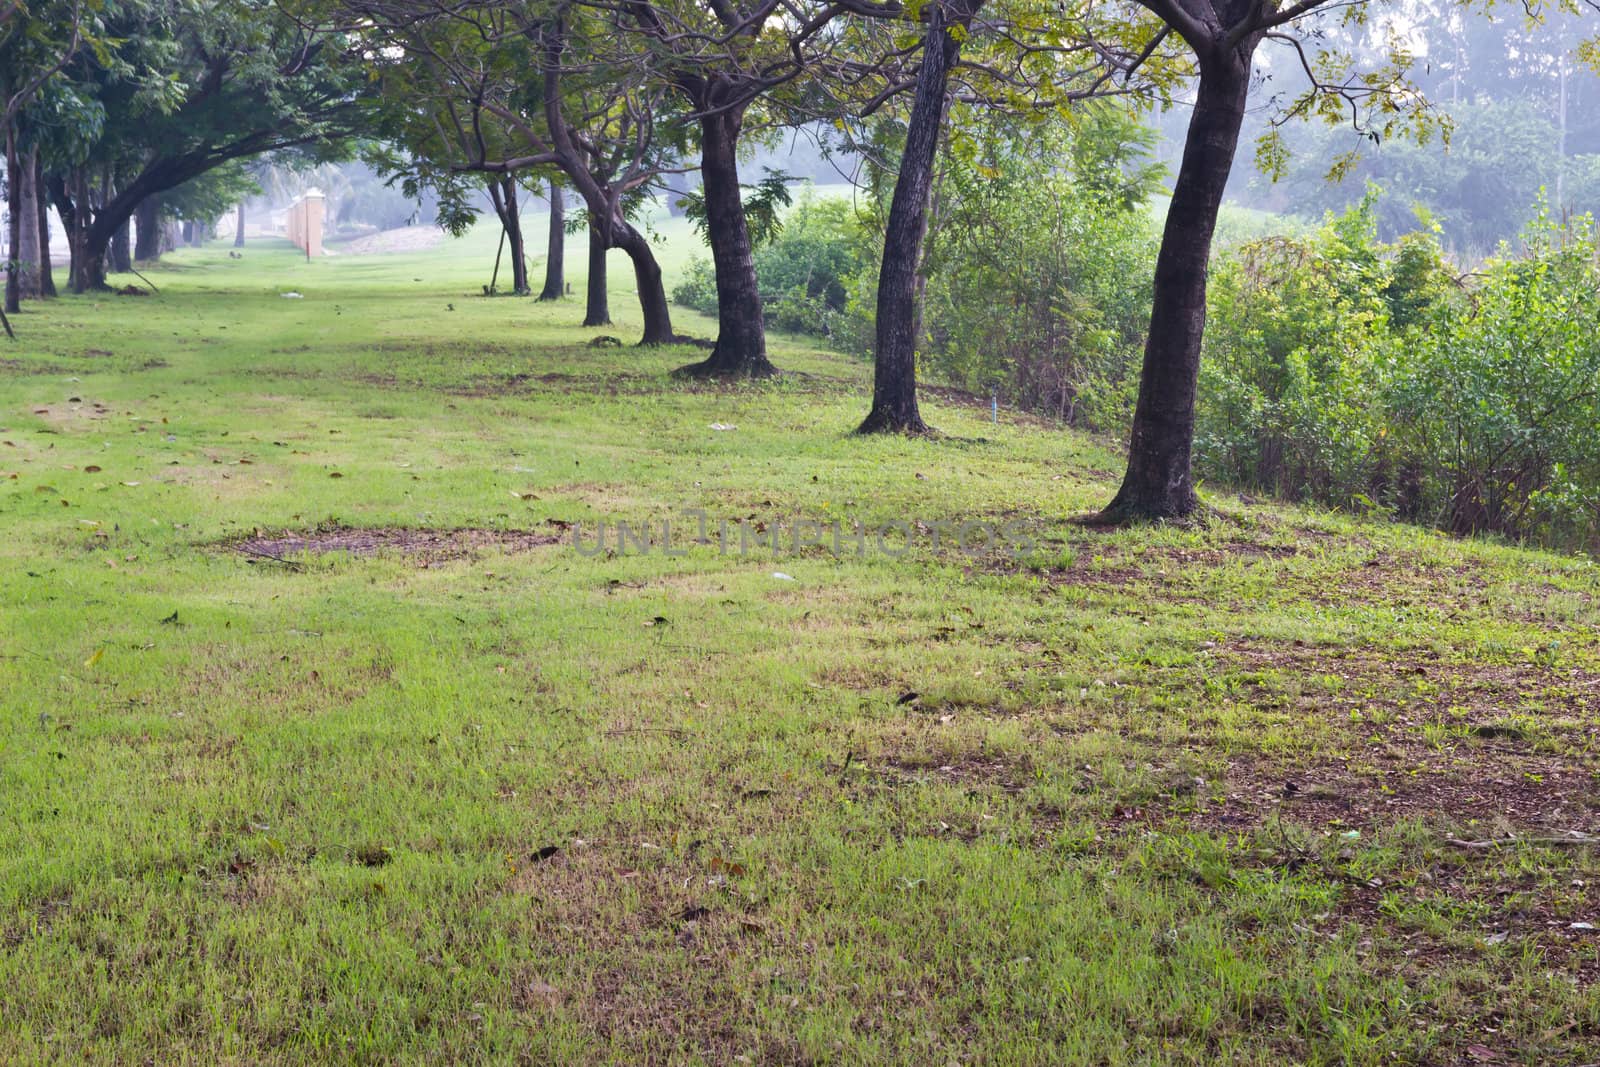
2, 213, 1599, 1065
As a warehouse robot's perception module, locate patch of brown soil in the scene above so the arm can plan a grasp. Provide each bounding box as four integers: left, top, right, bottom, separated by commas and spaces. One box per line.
229, 523, 564, 565
1221, 638, 1600, 728
0, 359, 60, 375
28, 398, 115, 424
1182, 747, 1599, 835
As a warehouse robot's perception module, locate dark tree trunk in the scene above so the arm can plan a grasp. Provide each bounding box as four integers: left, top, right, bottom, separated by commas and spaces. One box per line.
69, 170, 105, 292
76, 245, 107, 293
15, 144, 42, 301
181, 220, 195, 245
677, 109, 775, 378
538, 180, 564, 301
134, 196, 162, 261
858, 0, 979, 434
4, 127, 23, 313
613, 222, 674, 345
1101, 52, 1254, 522
499, 176, 529, 294
46, 172, 77, 285
583, 218, 610, 326
112, 215, 132, 273
35, 151, 55, 297
234, 202, 246, 247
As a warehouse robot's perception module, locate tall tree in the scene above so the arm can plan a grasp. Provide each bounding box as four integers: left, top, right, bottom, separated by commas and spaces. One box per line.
351, 0, 680, 342
603, 0, 878, 376
485, 173, 531, 294
1100, 0, 1445, 522
852, 0, 1175, 432
858, 0, 984, 433
2, 0, 85, 314
47, 0, 361, 291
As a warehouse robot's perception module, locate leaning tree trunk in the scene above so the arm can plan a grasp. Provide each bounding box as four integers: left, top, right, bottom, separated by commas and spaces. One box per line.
583, 218, 611, 326
539, 181, 564, 301
858, 0, 979, 434
612, 222, 674, 345
234, 202, 246, 248
134, 196, 162, 261
677, 109, 775, 378
499, 176, 529, 295
35, 151, 55, 297
1101, 53, 1253, 522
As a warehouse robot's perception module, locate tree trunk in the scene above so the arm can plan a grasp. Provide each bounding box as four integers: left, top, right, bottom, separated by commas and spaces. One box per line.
134, 196, 162, 261
69, 169, 106, 292
76, 244, 107, 293
538, 180, 564, 301
112, 215, 131, 273
46, 172, 77, 285
613, 222, 674, 345
4, 126, 23, 314
234, 202, 246, 247
1101, 52, 1254, 522
583, 218, 611, 326
15, 144, 42, 300
35, 151, 55, 297
677, 109, 775, 378
859, 0, 978, 434
501, 176, 529, 294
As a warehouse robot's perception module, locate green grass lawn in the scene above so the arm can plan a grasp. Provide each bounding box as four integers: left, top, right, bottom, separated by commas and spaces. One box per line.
2, 219, 1599, 1065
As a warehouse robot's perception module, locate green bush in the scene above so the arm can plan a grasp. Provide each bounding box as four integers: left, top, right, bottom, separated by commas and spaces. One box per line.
671, 190, 874, 338
1388, 212, 1600, 546
1197, 194, 1600, 552
839, 111, 1163, 432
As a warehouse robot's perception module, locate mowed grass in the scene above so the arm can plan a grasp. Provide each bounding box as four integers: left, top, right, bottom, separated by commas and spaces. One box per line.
2, 210, 1600, 1065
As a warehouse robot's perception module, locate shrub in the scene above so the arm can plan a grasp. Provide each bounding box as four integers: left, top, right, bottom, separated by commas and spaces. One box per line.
671, 189, 874, 339
1197, 194, 1600, 552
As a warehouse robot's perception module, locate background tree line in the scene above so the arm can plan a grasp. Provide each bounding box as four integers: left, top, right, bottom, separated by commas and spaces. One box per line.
5, 0, 1600, 547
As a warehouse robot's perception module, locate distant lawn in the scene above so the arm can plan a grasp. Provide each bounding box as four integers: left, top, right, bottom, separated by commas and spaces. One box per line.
1, 225, 1598, 1064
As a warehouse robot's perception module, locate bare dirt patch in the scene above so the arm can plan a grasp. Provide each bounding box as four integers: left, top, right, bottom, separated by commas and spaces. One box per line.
1139, 638, 1600, 833
229, 523, 564, 565
1183, 747, 1600, 835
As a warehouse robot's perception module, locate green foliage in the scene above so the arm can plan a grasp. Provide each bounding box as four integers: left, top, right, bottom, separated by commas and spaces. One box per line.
1389, 211, 1600, 546
678, 168, 794, 250
897, 118, 1160, 431
165, 161, 260, 223
1196, 193, 1600, 552
673, 188, 873, 336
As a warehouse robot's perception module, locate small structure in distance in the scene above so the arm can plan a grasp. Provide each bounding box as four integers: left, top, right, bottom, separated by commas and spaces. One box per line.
286, 190, 326, 258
